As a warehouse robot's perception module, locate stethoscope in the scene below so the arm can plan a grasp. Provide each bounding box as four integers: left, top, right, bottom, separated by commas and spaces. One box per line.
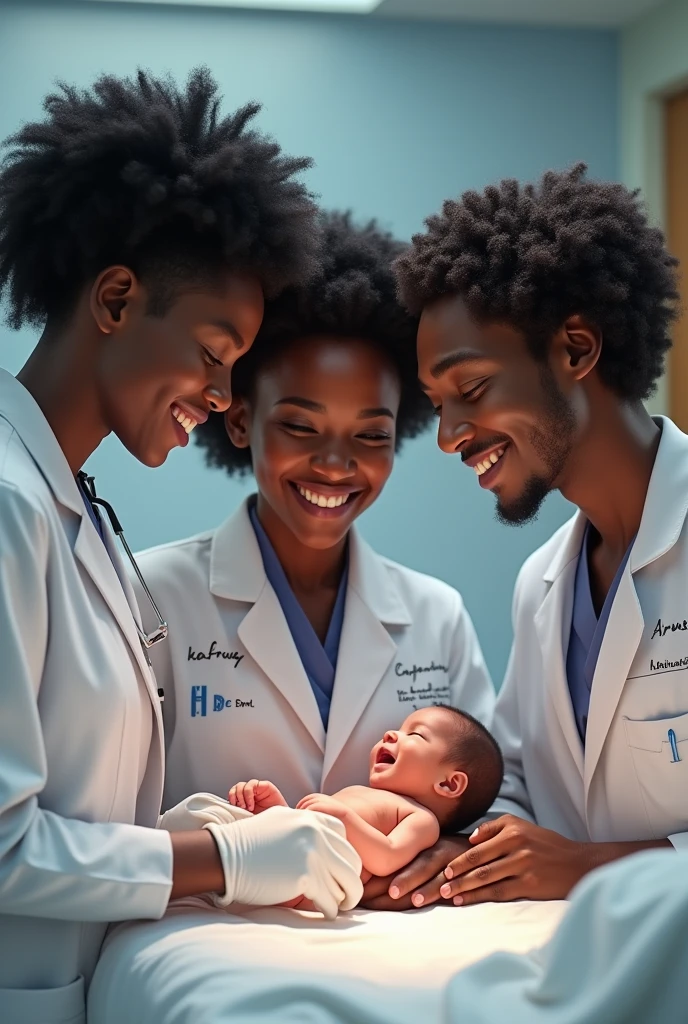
77, 471, 168, 652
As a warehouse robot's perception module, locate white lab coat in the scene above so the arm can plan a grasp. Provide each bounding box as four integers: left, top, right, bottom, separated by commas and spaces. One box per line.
0, 371, 172, 1024
492, 415, 688, 850
134, 498, 495, 811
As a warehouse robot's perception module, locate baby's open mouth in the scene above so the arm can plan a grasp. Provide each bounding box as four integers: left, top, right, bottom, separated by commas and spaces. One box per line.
375, 748, 396, 766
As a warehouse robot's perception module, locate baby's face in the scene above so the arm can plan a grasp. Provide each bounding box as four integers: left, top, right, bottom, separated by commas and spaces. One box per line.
368, 707, 456, 802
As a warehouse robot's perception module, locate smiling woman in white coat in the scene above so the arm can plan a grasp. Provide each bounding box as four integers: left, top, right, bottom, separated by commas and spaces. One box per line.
392, 164, 688, 909
0, 71, 363, 1024
133, 212, 496, 900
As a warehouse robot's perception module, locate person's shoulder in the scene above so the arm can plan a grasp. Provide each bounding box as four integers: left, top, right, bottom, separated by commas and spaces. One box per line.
376, 552, 466, 614
135, 529, 215, 590
0, 418, 53, 523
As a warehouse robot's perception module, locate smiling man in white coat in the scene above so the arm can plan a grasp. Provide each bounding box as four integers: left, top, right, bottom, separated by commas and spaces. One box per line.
391, 164, 688, 908
134, 214, 495, 873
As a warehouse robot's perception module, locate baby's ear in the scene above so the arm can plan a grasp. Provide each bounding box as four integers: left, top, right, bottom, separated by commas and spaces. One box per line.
434, 770, 468, 800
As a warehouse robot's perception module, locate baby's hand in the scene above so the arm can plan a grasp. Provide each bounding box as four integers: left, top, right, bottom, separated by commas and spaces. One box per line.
228, 779, 288, 813
296, 793, 351, 824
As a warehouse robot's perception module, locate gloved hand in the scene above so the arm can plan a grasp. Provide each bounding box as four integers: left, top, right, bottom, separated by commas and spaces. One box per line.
158, 792, 252, 831
204, 804, 363, 920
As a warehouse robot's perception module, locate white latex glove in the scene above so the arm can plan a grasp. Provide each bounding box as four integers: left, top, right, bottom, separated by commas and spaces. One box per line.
204, 804, 363, 920
158, 792, 251, 832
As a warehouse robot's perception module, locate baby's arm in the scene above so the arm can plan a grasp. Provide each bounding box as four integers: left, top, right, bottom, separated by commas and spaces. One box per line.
228, 779, 288, 813
297, 794, 440, 877
343, 807, 440, 877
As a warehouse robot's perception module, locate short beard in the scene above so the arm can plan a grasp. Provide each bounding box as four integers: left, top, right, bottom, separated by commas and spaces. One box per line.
496, 367, 576, 527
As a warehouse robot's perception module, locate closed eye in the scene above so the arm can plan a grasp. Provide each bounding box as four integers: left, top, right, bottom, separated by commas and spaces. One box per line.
280, 421, 317, 434
461, 380, 489, 402
201, 346, 223, 368
357, 431, 391, 443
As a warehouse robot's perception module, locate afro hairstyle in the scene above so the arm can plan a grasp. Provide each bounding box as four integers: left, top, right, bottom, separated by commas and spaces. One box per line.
0, 67, 320, 330
195, 210, 434, 476
394, 164, 680, 401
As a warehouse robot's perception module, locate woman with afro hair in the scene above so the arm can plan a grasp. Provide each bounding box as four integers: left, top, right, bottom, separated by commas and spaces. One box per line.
0, 69, 363, 1020
131, 210, 495, 898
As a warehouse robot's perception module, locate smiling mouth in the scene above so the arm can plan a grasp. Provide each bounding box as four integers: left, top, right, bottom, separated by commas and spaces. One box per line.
171, 403, 199, 436
375, 748, 396, 766
288, 481, 363, 517
473, 446, 506, 477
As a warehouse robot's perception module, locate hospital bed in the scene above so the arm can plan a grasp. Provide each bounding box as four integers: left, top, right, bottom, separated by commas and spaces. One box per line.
87, 896, 567, 1023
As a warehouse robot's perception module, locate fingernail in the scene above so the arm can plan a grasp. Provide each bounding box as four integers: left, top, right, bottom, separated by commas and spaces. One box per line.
453, 896, 463, 906
412, 893, 424, 907
389, 886, 399, 900
440, 883, 452, 898
470, 828, 479, 839
444, 866, 453, 880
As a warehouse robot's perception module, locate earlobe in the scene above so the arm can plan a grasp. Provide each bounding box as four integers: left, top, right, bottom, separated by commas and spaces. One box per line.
561, 313, 602, 381
224, 400, 251, 449
90, 265, 139, 335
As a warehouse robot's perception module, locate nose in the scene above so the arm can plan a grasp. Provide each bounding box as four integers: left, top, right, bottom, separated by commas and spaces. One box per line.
310, 441, 356, 482
383, 730, 398, 744
204, 368, 232, 414
437, 403, 474, 455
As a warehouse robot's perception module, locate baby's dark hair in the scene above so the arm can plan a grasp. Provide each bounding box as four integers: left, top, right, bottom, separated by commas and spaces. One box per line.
0, 67, 320, 330
436, 706, 504, 834
395, 164, 680, 401
195, 210, 434, 476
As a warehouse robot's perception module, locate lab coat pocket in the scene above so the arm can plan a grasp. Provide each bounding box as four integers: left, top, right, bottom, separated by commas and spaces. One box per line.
623, 712, 688, 840
0, 975, 85, 1024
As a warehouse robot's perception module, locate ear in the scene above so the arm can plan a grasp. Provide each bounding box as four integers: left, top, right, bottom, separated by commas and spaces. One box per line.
224, 398, 251, 449
90, 265, 142, 335
434, 770, 468, 801
551, 313, 602, 384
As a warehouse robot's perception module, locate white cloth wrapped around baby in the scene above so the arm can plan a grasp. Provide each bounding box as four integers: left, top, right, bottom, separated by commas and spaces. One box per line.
158, 793, 363, 919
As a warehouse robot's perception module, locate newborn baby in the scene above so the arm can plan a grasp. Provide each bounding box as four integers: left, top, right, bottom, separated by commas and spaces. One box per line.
229, 706, 503, 901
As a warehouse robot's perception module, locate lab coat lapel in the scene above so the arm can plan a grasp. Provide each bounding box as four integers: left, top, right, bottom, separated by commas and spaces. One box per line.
0, 371, 155, 692
322, 531, 411, 780
584, 417, 688, 800
535, 515, 586, 781
73, 515, 156, 687
211, 501, 326, 752
583, 569, 643, 798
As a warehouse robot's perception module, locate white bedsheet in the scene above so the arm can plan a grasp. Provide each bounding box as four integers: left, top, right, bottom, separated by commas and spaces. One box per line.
88, 897, 567, 1024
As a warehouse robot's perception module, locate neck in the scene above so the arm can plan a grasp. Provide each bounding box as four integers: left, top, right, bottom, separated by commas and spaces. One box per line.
17, 319, 109, 475
255, 493, 347, 593
559, 397, 660, 558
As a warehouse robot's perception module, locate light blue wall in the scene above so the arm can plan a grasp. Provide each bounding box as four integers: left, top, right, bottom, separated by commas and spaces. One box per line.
0, 0, 618, 684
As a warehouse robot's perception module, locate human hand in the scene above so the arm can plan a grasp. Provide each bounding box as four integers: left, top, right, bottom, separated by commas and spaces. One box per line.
437, 815, 590, 905
205, 804, 363, 919
228, 779, 288, 813
296, 793, 351, 824
360, 835, 472, 910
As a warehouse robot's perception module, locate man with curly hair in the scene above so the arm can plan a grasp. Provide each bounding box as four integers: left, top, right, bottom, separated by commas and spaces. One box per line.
0, 69, 365, 1019
131, 211, 495, 868
373, 164, 688, 910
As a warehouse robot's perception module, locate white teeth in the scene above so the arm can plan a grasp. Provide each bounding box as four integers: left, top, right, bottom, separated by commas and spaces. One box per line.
296, 485, 351, 508
474, 448, 505, 476
172, 405, 197, 435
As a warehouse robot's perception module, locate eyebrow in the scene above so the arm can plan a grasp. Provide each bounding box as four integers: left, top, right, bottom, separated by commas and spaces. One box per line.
274, 399, 395, 420
358, 407, 394, 420
274, 397, 325, 413
209, 319, 245, 350
421, 349, 486, 387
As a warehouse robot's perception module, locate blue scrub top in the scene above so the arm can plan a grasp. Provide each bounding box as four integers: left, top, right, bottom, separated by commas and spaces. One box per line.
249, 500, 348, 730
566, 523, 634, 743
